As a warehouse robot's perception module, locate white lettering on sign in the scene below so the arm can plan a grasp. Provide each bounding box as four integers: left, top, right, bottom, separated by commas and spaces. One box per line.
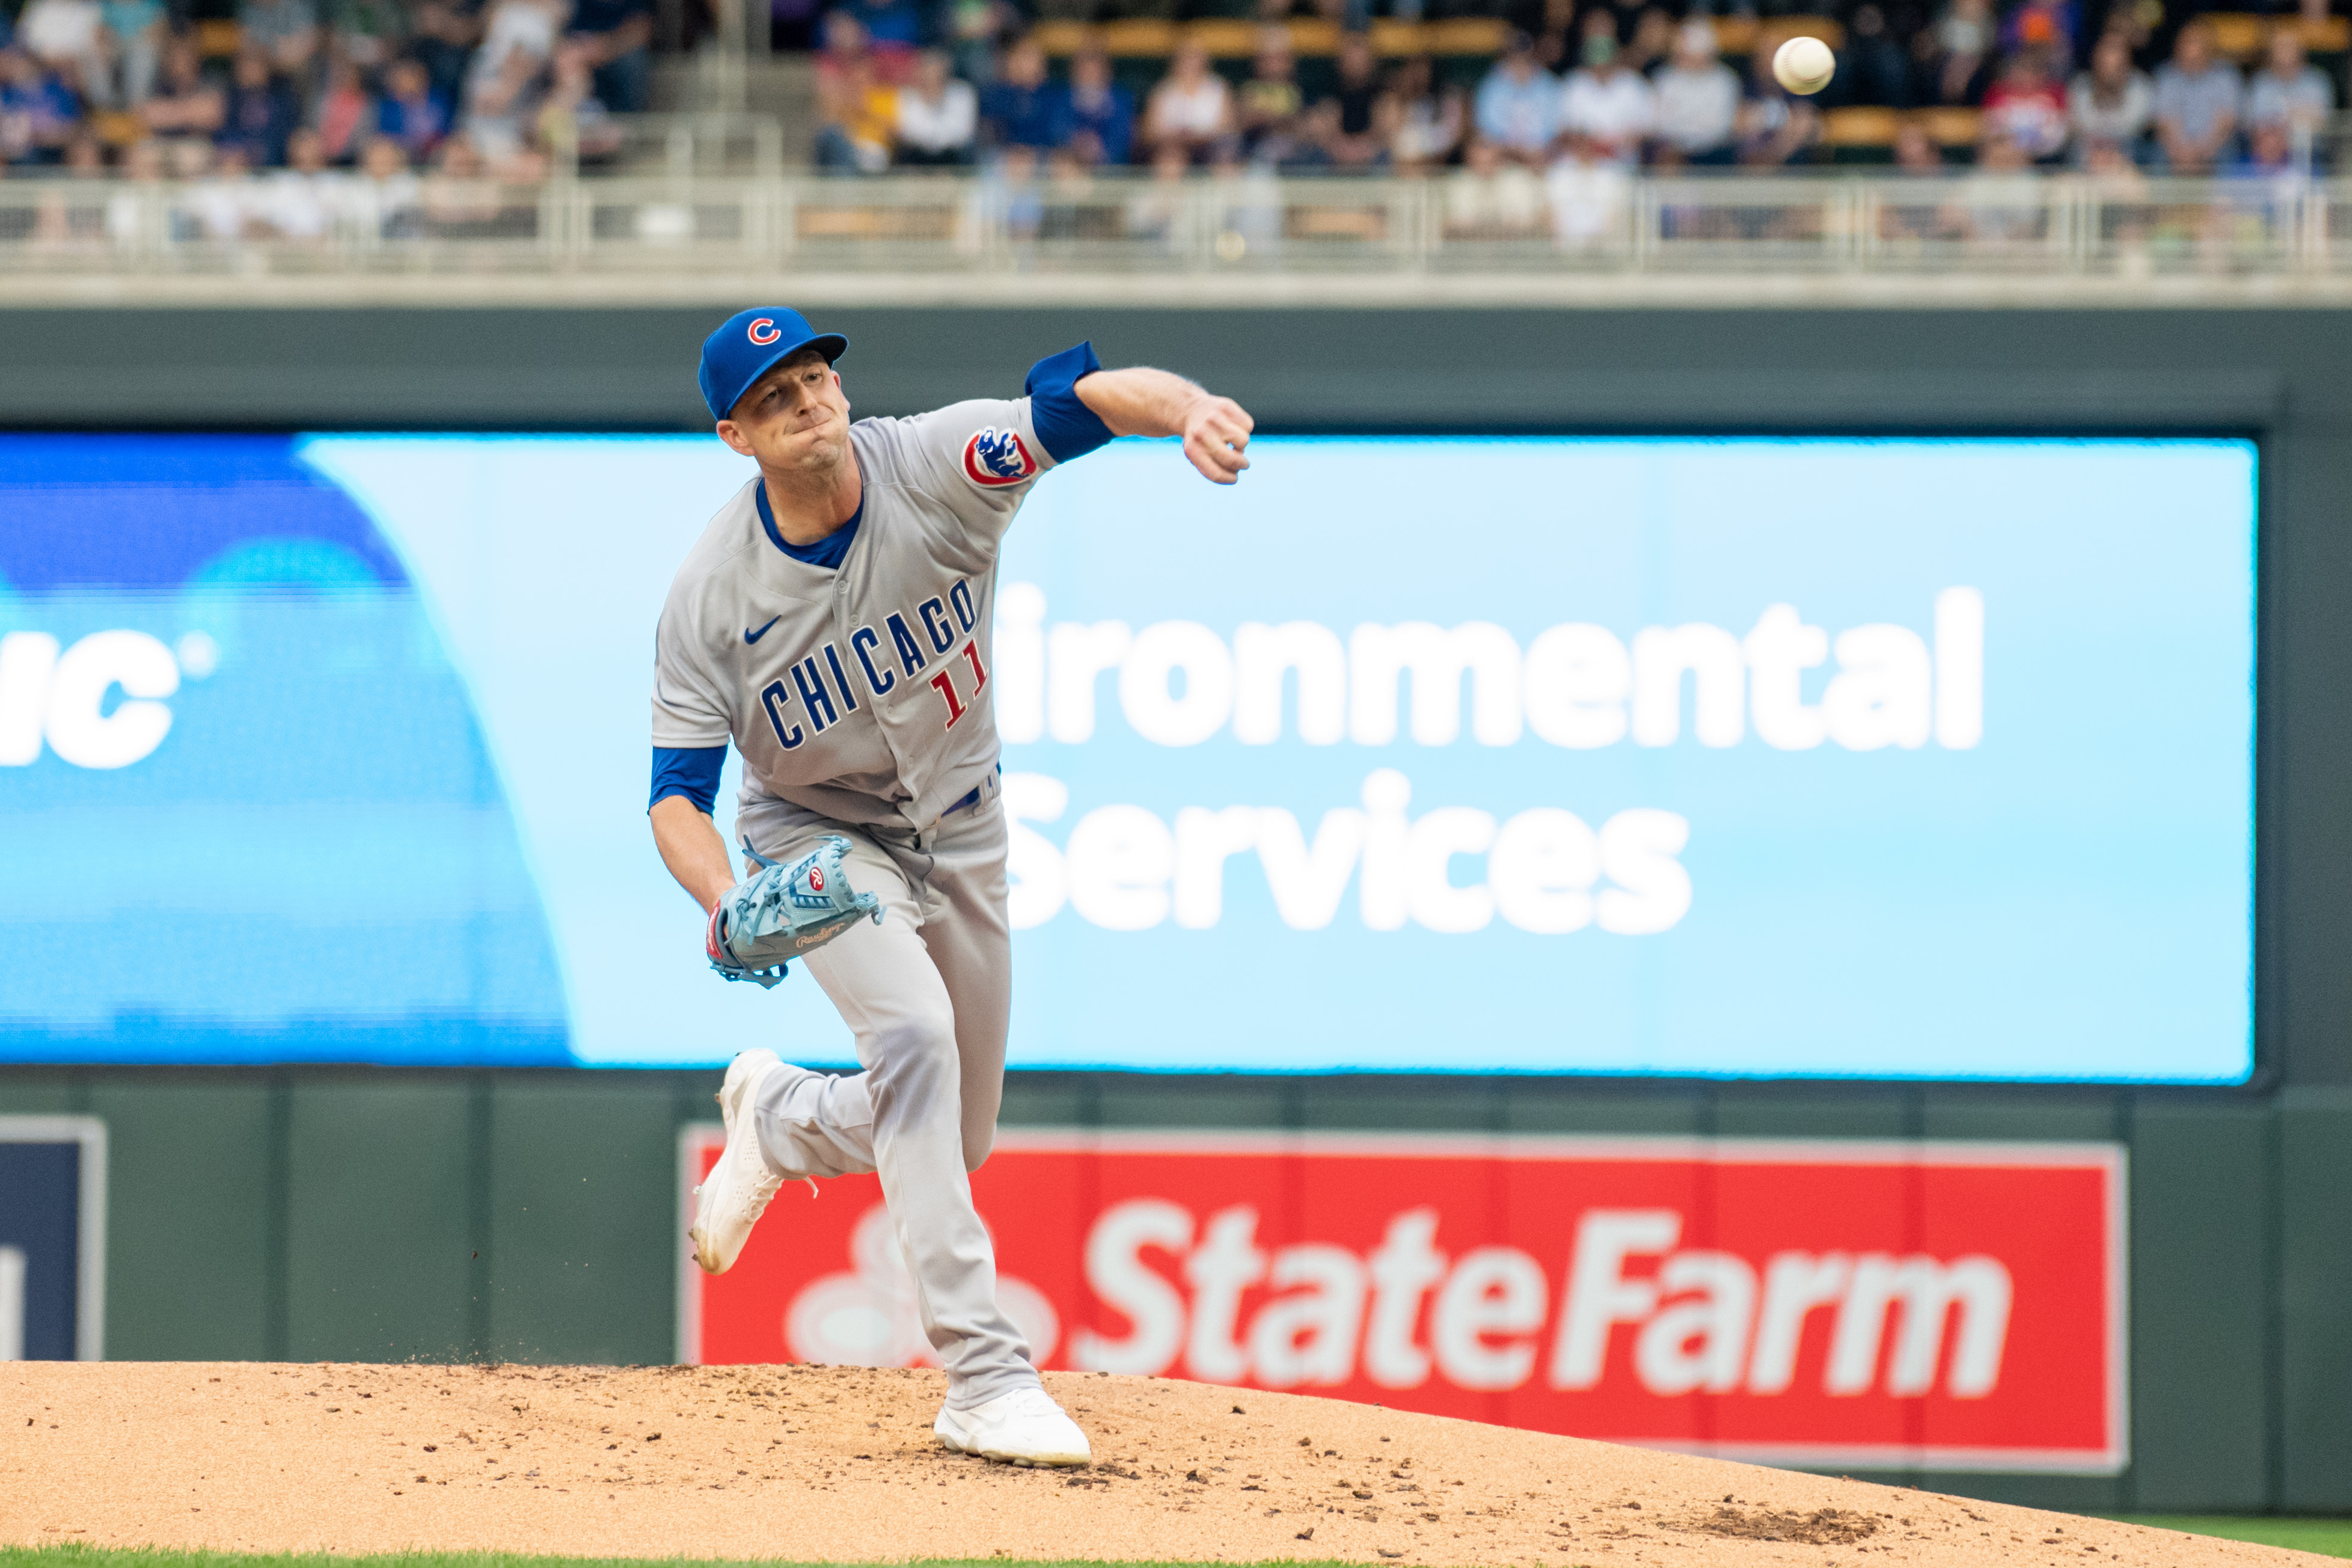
1068, 1198, 2014, 1401
994, 589, 1985, 754
992, 586, 1983, 936
0, 628, 212, 770
1006, 768, 1691, 938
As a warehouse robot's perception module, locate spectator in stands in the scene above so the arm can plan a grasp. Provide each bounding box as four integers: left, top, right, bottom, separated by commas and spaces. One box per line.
1891, 118, 1947, 171
894, 45, 975, 164
1444, 133, 1546, 237
1049, 45, 1133, 168
1237, 29, 1303, 158
1982, 47, 2069, 162
1620, 7, 1673, 75
845, 0, 924, 64
536, 43, 623, 167
239, 0, 322, 76
2068, 31, 2150, 165
219, 49, 301, 165
406, 0, 479, 111
1474, 32, 1558, 165
979, 35, 1054, 152
139, 37, 225, 143
464, 29, 548, 167
1736, 66, 1819, 165
565, 0, 651, 113
2246, 28, 2332, 152
1964, 130, 2042, 241
2152, 20, 2241, 173
2000, 0, 2075, 72
192, 141, 256, 237
314, 57, 376, 163
17, 0, 105, 104
330, 0, 405, 71
262, 124, 340, 237
1837, 5, 1912, 111
1143, 40, 1233, 164
1547, 131, 1630, 247
1123, 143, 1189, 246
815, 38, 895, 170
1382, 55, 1462, 172
375, 58, 446, 158
1269, 97, 1337, 169
1919, 0, 1994, 105
1558, 28, 1650, 164
1879, 124, 1962, 239
2234, 118, 2302, 176
1, 46, 82, 164
1320, 31, 1382, 168
1649, 18, 1736, 166
424, 131, 504, 227
815, 10, 868, 104
473, 0, 560, 88
97, 0, 162, 109
354, 130, 421, 234
1530, 0, 1573, 74
942, 0, 1009, 85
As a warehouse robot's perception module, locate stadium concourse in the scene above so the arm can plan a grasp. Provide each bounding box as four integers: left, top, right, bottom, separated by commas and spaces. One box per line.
0, 1362, 2324, 1566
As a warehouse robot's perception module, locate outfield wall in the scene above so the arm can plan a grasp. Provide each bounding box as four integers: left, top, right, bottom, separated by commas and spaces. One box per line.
4, 304, 2349, 1516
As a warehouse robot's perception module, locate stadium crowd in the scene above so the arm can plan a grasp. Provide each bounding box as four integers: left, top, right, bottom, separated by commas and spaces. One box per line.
0, 0, 2338, 188
818, 4, 2341, 176
0, 0, 642, 179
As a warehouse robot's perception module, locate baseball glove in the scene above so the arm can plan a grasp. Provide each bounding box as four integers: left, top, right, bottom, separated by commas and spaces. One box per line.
706, 835, 883, 988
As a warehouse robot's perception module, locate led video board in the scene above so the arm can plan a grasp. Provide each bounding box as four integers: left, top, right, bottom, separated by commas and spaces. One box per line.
0, 435, 2254, 1081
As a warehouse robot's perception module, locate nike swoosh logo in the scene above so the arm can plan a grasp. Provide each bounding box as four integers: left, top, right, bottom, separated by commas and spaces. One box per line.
744, 617, 782, 645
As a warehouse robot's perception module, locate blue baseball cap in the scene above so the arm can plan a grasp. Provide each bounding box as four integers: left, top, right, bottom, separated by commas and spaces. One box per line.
698, 307, 849, 422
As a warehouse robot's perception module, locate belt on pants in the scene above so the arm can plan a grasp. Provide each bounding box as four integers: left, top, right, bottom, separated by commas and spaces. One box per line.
942, 763, 1002, 818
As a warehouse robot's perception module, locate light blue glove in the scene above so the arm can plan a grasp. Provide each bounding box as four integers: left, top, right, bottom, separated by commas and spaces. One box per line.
705, 835, 882, 989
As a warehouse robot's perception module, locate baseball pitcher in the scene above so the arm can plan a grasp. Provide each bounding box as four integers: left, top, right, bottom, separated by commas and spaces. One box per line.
651, 307, 1253, 1467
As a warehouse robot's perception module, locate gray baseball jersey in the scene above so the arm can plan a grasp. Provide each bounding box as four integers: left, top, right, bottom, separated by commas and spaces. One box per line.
652, 395, 1064, 832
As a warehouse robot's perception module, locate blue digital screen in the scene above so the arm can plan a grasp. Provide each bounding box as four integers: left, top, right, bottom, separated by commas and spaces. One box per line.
0, 434, 2255, 1082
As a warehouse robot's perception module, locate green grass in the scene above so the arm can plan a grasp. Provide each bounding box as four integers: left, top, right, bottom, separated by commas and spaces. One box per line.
0, 1555, 1359, 1568
2112, 1517, 2352, 1558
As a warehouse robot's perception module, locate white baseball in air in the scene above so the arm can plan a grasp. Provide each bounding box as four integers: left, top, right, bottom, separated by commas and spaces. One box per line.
1772, 34, 1836, 94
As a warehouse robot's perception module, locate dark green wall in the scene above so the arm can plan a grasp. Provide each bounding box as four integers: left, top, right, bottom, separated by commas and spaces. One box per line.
4, 302, 2348, 1514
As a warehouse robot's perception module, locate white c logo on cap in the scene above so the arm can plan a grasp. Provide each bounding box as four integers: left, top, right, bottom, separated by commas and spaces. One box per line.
747, 317, 782, 346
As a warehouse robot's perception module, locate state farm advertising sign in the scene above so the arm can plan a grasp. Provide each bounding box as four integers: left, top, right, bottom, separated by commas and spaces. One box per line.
678, 1132, 2125, 1474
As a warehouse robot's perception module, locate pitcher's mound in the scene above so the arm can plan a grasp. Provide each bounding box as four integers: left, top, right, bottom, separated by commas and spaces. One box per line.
0, 1362, 2320, 1566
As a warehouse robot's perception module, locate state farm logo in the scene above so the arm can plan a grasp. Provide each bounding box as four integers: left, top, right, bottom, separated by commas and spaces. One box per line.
687, 1133, 2125, 1472
0, 629, 218, 770
1076, 1201, 2009, 1402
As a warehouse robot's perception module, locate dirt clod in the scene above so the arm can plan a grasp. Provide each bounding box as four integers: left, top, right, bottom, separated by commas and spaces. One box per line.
1677, 1504, 1881, 1546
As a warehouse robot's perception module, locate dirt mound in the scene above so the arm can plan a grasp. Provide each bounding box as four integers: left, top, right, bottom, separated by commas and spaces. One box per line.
0, 1363, 2322, 1566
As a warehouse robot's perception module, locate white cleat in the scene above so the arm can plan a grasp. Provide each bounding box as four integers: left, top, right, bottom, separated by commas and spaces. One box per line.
934, 1387, 1092, 1468
689, 1048, 785, 1275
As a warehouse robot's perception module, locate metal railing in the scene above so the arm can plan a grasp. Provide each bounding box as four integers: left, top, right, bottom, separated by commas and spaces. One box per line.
0, 169, 2342, 279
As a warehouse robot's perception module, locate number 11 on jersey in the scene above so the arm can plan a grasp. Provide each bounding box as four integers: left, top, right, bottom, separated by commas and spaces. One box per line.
928, 642, 990, 729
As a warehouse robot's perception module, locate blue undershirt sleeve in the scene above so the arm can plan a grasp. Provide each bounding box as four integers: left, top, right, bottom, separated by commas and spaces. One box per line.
1024, 341, 1116, 465
650, 744, 727, 815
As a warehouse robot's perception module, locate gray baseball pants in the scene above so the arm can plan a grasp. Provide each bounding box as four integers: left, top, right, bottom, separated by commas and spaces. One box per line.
732, 779, 1037, 1410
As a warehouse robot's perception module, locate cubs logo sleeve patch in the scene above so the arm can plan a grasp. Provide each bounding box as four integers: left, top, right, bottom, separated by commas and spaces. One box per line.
963, 427, 1039, 487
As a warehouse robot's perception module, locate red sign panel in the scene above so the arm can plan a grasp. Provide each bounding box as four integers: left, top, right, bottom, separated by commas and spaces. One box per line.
679, 1131, 2125, 1474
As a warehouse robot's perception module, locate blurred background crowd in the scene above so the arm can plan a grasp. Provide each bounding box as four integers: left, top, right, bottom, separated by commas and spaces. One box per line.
0, 0, 2341, 183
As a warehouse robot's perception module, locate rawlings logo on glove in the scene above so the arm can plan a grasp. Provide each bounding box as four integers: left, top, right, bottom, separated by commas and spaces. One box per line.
707, 835, 883, 988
